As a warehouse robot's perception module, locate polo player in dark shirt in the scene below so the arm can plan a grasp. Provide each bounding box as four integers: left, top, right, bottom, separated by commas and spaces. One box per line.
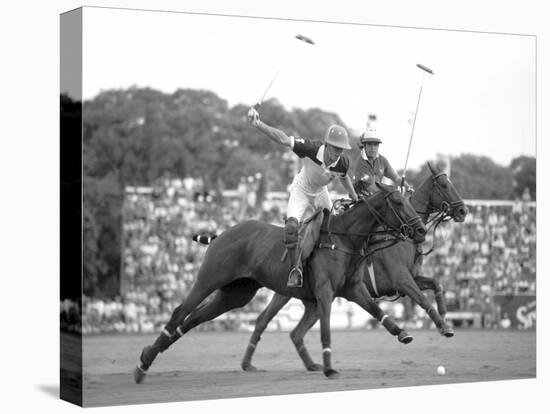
353, 127, 413, 196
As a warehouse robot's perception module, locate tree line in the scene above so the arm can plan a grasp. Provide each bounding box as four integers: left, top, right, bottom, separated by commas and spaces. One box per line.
62, 87, 535, 297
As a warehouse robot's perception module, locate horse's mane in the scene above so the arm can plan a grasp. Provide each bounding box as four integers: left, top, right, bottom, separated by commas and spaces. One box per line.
411, 167, 447, 205
415, 173, 436, 193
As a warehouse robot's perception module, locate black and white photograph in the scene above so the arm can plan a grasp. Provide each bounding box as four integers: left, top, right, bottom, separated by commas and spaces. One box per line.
57, 4, 541, 408
5, 1, 546, 413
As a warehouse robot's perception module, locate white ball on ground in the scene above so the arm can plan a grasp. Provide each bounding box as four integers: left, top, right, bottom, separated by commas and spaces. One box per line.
437, 365, 446, 375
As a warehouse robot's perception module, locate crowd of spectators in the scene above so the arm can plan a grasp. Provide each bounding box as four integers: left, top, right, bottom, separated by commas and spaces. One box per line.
424, 201, 536, 318
75, 178, 536, 334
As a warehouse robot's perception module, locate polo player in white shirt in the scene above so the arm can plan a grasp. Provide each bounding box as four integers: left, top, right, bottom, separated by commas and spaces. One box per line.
248, 107, 358, 287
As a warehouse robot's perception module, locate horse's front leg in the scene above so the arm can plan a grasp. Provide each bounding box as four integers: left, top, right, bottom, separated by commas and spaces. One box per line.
342, 282, 413, 344
414, 275, 447, 319
290, 301, 322, 371
241, 293, 291, 372
315, 282, 338, 379
397, 272, 454, 337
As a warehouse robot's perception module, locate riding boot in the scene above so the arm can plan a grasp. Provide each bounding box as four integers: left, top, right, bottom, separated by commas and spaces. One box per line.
284, 217, 302, 288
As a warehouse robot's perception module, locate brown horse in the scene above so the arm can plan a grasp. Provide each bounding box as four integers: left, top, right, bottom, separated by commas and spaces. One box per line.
240, 163, 468, 372
133, 183, 426, 382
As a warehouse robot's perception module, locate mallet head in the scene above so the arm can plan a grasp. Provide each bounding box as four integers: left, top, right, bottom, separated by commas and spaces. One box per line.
295, 34, 315, 45
416, 63, 434, 75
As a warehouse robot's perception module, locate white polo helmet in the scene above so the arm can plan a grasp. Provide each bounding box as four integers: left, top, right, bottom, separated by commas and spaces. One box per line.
360, 127, 382, 144
325, 125, 351, 150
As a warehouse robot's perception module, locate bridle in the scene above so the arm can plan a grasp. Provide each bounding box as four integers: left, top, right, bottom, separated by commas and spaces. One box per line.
414, 171, 465, 222
413, 171, 466, 256
318, 190, 422, 256
362, 190, 423, 241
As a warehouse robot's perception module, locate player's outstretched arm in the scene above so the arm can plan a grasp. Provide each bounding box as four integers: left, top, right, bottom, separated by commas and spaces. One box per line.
247, 107, 292, 148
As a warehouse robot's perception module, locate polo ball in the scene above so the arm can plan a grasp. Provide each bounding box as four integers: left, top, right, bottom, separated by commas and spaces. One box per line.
437, 365, 446, 375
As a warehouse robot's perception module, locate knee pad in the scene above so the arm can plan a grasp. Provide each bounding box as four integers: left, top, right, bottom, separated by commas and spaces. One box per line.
284, 217, 299, 247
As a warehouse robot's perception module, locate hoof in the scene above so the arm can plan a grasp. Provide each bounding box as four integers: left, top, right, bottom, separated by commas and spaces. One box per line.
306, 363, 323, 372
241, 363, 264, 372
241, 362, 254, 371
133, 365, 147, 384
140, 345, 154, 368
324, 369, 340, 379
440, 327, 455, 338
398, 331, 413, 344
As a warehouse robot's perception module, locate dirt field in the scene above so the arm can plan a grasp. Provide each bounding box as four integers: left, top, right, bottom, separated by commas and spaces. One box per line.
82, 328, 535, 407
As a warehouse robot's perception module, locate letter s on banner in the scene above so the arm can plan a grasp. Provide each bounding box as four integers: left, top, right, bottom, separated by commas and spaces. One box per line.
516, 301, 536, 328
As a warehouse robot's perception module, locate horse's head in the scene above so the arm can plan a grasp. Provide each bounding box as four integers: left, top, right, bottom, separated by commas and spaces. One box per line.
423, 162, 468, 222
368, 182, 427, 243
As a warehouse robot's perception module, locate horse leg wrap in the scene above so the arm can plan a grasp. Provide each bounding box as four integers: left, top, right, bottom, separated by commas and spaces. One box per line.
322, 348, 332, 368
153, 328, 176, 354
427, 306, 443, 327
163, 330, 183, 351
140, 331, 172, 369
380, 314, 401, 336
249, 330, 262, 345
434, 289, 447, 317
241, 343, 257, 369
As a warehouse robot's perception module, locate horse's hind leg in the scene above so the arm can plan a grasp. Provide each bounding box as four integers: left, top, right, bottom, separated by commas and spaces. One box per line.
396, 272, 453, 337
134, 278, 224, 383
342, 282, 413, 344
414, 275, 447, 318
242, 293, 290, 372
178, 280, 260, 336
290, 302, 322, 371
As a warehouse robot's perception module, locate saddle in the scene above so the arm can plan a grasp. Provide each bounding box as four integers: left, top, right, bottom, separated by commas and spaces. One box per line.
281, 208, 327, 264
299, 208, 328, 261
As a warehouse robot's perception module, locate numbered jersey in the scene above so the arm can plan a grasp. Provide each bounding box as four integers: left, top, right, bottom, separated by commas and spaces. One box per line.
290, 136, 349, 195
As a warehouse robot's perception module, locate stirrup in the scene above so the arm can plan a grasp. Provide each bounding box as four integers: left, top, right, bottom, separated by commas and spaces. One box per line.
287, 267, 303, 288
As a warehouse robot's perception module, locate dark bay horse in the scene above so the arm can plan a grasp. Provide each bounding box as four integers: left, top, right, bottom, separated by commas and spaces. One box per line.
240, 163, 468, 372
133, 183, 426, 382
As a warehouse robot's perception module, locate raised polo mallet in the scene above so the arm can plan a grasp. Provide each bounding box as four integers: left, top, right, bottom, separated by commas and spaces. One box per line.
401, 63, 435, 189
253, 34, 315, 110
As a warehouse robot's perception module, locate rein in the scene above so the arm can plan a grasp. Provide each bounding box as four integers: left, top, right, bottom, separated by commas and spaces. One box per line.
317, 191, 415, 257
418, 212, 451, 256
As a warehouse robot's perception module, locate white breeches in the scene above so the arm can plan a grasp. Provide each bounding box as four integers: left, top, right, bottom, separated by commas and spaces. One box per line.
287, 187, 331, 222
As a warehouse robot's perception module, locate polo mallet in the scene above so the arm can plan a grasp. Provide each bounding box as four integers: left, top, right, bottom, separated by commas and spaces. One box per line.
253, 34, 315, 110
401, 63, 434, 190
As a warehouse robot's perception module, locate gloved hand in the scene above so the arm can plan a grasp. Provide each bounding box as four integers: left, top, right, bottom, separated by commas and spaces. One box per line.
358, 190, 373, 199
333, 199, 349, 214
402, 184, 414, 195
247, 107, 260, 127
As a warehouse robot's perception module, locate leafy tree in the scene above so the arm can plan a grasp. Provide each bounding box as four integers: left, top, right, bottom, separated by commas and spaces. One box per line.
406, 154, 515, 200
510, 156, 536, 200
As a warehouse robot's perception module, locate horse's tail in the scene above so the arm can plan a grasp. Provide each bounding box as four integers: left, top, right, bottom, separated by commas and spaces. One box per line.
192, 234, 218, 245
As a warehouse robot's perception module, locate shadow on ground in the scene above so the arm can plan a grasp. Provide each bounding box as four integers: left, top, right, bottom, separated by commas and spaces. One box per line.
36, 384, 59, 399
